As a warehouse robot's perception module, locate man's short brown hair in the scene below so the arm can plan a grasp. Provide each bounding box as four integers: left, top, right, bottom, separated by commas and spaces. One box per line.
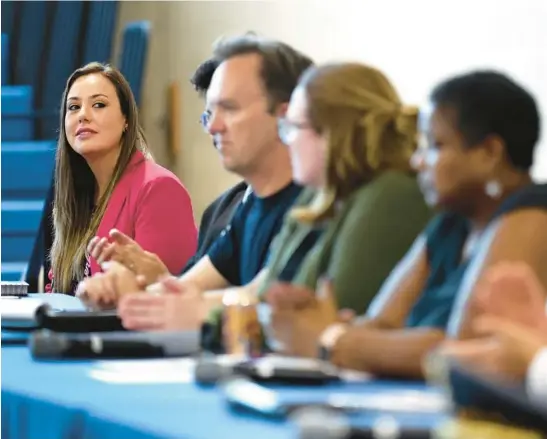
212, 33, 314, 112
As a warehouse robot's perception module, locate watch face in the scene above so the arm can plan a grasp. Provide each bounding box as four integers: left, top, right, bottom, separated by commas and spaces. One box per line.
319, 324, 348, 350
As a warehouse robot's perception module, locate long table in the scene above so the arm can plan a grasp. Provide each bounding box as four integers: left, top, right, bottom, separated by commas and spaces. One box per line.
1, 295, 449, 439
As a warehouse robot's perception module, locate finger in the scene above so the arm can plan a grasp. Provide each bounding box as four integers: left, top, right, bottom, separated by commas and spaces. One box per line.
143, 251, 170, 280
114, 244, 144, 274
90, 237, 109, 260
264, 285, 291, 310
87, 236, 100, 255
264, 289, 280, 308
437, 338, 497, 359
100, 261, 124, 272
514, 264, 547, 304
337, 308, 355, 323
83, 276, 113, 308
121, 313, 164, 330
265, 283, 308, 310
109, 229, 137, 247
75, 280, 88, 300
136, 275, 148, 289
271, 282, 313, 309
317, 277, 337, 307
289, 286, 315, 307
97, 270, 121, 305
96, 242, 117, 265
118, 293, 166, 311
119, 302, 163, 318
317, 277, 338, 315
143, 250, 162, 262
118, 296, 166, 329
264, 282, 286, 297
263, 283, 281, 302
317, 277, 334, 300
472, 315, 516, 338
97, 295, 117, 310
270, 307, 297, 327
75, 281, 94, 308
160, 276, 184, 294
475, 314, 547, 346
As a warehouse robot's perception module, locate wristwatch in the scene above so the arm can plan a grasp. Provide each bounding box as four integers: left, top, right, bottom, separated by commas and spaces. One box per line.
318, 323, 348, 361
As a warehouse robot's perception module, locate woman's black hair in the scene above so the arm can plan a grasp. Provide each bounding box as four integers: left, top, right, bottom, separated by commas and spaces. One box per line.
430, 70, 540, 171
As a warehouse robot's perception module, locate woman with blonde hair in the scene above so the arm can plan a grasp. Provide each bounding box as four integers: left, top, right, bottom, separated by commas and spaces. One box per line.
48, 62, 197, 295
261, 62, 431, 313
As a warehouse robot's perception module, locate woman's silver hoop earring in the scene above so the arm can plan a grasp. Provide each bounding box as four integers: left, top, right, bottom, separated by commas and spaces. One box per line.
485, 180, 503, 199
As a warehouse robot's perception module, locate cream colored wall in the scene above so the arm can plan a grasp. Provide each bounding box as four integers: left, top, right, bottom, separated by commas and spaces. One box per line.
113, 1, 172, 168
116, 0, 547, 221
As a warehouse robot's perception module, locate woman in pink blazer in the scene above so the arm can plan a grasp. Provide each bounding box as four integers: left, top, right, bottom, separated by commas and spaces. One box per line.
47, 62, 197, 294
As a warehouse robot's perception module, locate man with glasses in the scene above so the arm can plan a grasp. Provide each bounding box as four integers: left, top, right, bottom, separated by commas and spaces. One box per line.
80, 34, 319, 328
177, 35, 313, 293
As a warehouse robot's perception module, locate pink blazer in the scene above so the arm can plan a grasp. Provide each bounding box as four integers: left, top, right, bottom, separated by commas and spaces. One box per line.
46, 150, 197, 292
89, 150, 198, 276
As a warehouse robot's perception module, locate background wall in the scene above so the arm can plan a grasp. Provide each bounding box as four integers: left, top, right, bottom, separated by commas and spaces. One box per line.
113, 1, 172, 168
115, 0, 547, 221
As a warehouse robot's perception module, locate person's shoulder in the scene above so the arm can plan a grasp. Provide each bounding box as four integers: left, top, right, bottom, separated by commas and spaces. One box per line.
139, 158, 184, 185
352, 170, 418, 198
216, 181, 249, 206
202, 181, 249, 223
252, 182, 304, 210
294, 186, 317, 206
270, 183, 306, 218
372, 169, 422, 193
494, 183, 547, 219
349, 170, 424, 213
130, 159, 192, 206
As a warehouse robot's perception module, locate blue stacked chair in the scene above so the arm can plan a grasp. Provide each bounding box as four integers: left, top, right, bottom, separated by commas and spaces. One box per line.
1, 0, 59, 281
1, 35, 55, 279
81, 1, 120, 65
2, 33, 8, 85
118, 21, 151, 107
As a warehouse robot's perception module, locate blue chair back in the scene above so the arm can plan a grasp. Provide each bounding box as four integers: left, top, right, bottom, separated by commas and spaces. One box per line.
118, 21, 151, 107
38, 1, 85, 139
82, 2, 119, 65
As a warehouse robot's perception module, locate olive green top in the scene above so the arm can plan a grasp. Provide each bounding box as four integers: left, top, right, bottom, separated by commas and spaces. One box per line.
258, 170, 432, 313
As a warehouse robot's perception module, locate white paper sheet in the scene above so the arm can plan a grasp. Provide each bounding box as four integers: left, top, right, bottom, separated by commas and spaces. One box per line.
89, 358, 196, 384
1, 297, 44, 322
89, 355, 246, 384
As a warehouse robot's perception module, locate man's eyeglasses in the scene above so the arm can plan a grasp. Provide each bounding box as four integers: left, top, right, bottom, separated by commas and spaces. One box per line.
200, 111, 211, 132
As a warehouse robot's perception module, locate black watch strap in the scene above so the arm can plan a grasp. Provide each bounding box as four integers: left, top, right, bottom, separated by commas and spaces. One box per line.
318, 343, 331, 361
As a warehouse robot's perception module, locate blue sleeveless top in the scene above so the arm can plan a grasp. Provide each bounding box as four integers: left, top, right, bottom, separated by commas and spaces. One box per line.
405, 183, 547, 329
